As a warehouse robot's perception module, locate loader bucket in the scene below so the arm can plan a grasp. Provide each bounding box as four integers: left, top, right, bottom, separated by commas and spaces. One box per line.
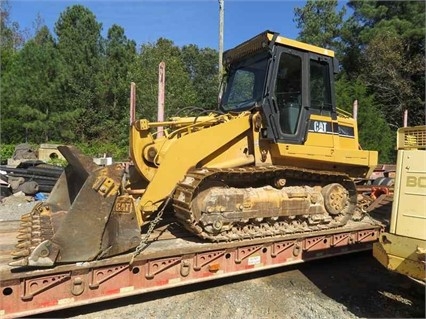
10, 146, 141, 267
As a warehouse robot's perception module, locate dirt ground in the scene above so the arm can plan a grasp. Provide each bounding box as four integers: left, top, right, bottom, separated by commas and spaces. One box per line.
1, 201, 424, 319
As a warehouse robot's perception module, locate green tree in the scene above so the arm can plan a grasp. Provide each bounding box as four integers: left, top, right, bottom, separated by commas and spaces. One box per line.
344, 1, 425, 126
181, 45, 219, 111
0, 0, 26, 143
294, 0, 345, 50
96, 24, 137, 145
336, 75, 395, 163
363, 33, 424, 127
338, 14, 363, 78
54, 5, 103, 141
0, 0, 26, 65
1, 26, 70, 144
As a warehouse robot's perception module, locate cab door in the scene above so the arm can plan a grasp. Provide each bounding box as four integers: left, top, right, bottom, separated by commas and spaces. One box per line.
269, 47, 308, 144
266, 47, 336, 145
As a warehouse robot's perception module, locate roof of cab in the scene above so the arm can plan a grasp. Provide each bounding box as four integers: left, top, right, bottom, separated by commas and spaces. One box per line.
267, 31, 335, 57
223, 30, 335, 66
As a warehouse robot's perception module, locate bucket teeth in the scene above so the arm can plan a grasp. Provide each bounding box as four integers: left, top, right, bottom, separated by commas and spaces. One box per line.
18, 227, 32, 234
9, 258, 29, 267
17, 229, 51, 239
12, 203, 57, 266
11, 248, 31, 257
19, 221, 46, 230
17, 233, 32, 240
16, 231, 48, 240
20, 222, 32, 227
20, 220, 42, 227
26, 225, 41, 231
15, 241, 30, 249
20, 213, 31, 220
17, 237, 41, 244
15, 238, 41, 249
20, 216, 31, 223
21, 214, 48, 222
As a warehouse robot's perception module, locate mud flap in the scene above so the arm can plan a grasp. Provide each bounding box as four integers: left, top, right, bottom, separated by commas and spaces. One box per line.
10, 146, 140, 267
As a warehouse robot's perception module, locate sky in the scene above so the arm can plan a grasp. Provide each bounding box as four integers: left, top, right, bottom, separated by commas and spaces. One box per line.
8, 0, 305, 51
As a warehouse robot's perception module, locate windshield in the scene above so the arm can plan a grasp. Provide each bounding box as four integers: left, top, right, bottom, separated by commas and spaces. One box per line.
220, 55, 269, 112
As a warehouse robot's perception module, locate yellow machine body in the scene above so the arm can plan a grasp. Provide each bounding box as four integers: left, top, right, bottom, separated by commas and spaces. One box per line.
373, 126, 426, 283
130, 111, 376, 217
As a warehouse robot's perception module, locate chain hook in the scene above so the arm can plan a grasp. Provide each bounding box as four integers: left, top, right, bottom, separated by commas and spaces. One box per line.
130, 195, 172, 265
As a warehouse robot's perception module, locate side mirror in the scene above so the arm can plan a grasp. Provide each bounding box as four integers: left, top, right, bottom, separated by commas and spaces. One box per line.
333, 57, 340, 74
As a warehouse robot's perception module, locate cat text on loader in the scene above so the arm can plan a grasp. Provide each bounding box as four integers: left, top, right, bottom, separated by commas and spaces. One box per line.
373, 125, 426, 284
10, 30, 378, 267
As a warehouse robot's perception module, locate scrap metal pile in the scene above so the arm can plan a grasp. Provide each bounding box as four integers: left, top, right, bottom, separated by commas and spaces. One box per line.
0, 144, 63, 202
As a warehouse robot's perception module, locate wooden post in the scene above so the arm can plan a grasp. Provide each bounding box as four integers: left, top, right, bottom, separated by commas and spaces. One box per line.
130, 82, 136, 125
403, 109, 408, 127
157, 61, 165, 138
353, 99, 358, 120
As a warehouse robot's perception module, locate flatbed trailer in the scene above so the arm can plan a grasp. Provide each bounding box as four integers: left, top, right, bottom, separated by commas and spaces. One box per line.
1, 218, 382, 318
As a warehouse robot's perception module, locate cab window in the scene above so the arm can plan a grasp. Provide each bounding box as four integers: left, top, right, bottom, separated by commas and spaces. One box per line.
310, 59, 332, 113
275, 52, 302, 135
220, 56, 268, 112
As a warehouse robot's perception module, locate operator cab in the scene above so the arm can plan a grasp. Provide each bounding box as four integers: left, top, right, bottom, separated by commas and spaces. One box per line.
219, 30, 339, 144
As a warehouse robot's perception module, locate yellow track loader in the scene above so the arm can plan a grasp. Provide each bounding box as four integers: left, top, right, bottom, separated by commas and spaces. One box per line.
11, 31, 377, 267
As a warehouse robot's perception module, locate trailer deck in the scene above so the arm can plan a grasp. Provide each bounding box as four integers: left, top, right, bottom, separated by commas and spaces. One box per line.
1, 217, 382, 318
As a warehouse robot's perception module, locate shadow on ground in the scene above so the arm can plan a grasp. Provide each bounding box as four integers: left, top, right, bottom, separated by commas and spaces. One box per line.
298, 251, 425, 318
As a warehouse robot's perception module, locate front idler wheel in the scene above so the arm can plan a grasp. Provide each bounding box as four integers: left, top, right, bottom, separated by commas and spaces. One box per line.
322, 183, 350, 216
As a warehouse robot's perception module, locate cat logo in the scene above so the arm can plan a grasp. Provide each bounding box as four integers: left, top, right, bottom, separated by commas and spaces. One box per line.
313, 121, 327, 133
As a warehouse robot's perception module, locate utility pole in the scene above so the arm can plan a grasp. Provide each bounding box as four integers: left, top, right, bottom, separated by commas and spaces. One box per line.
218, 0, 224, 81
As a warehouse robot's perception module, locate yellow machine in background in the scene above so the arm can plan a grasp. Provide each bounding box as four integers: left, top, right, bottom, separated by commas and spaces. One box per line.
11, 31, 378, 267
373, 126, 426, 284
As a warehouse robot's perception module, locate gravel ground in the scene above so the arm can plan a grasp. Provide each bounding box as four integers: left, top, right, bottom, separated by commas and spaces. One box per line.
41, 252, 425, 319
1, 200, 425, 319
0, 197, 38, 221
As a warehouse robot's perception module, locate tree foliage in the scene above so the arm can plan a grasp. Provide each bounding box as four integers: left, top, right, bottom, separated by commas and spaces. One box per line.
55, 5, 103, 141
2, 2, 424, 164
97, 24, 137, 144
336, 75, 395, 163
363, 33, 424, 127
181, 45, 219, 110
294, 0, 345, 49
1, 26, 64, 143
344, 1, 425, 126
